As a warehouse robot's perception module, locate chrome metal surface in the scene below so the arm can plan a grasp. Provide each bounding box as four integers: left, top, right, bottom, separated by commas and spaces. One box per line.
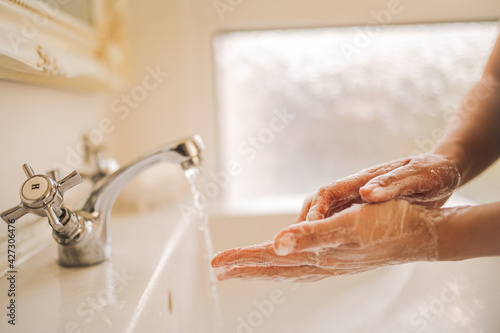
1, 135, 204, 267
1, 164, 82, 233
80, 133, 120, 183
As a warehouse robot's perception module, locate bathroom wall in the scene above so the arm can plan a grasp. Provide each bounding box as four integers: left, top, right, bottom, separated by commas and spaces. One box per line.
108, 0, 218, 168
0, 80, 114, 272
0, 81, 112, 210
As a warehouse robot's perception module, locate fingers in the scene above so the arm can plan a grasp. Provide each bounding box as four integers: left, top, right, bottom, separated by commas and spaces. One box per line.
295, 193, 313, 223
212, 241, 377, 270
212, 241, 376, 269
274, 208, 360, 256
304, 158, 411, 221
216, 264, 371, 282
304, 181, 361, 221
360, 168, 421, 202
326, 197, 365, 216
211, 242, 321, 268
359, 154, 460, 204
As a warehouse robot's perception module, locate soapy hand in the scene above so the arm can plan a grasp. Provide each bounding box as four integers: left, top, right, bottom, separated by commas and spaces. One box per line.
212, 200, 443, 282
301, 154, 460, 222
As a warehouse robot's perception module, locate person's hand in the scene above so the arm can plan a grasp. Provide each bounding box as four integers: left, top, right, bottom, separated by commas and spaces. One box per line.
301, 154, 460, 222
212, 200, 444, 282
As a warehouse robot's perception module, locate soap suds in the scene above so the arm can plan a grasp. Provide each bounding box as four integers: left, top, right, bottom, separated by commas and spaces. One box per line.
274, 232, 296, 256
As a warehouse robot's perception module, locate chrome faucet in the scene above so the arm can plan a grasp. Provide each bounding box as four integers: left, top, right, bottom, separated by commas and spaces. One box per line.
1, 135, 204, 267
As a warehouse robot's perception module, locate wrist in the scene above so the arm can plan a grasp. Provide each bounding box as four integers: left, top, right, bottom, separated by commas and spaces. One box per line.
430, 144, 467, 187
433, 202, 500, 261
431, 205, 469, 261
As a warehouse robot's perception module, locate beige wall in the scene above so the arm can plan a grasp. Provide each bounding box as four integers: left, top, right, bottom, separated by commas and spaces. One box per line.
0, 80, 112, 209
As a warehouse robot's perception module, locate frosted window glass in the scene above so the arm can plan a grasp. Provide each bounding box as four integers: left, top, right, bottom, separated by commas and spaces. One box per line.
213, 22, 498, 209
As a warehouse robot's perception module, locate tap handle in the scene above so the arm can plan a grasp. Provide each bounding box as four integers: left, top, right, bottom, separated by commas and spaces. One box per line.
58, 170, 83, 194
1, 204, 28, 224
47, 168, 61, 182
1, 164, 82, 230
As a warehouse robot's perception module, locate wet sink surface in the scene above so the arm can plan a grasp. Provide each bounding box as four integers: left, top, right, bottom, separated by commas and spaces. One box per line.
1, 204, 218, 333
3, 194, 499, 333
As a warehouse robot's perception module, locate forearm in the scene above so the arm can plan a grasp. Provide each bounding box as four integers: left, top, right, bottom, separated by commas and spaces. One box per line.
435, 201, 500, 261
432, 77, 500, 186
432, 35, 500, 186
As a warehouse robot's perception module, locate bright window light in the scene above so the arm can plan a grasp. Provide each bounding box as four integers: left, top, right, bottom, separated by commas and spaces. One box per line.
213, 22, 498, 213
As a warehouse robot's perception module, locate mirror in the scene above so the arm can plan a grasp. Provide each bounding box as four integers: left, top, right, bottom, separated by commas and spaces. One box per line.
0, 0, 127, 89
38, 0, 95, 25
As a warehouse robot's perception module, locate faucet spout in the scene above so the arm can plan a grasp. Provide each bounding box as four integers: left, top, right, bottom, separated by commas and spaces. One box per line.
58, 135, 204, 266
82, 135, 203, 215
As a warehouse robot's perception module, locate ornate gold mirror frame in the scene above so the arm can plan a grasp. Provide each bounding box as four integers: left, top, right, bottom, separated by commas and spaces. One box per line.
0, 0, 127, 89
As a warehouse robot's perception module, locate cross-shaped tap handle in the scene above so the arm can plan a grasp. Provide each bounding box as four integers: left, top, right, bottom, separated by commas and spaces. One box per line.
1, 164, 82, 232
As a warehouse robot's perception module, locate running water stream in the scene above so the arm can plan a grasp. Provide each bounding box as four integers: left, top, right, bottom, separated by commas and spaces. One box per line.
184, 166, 222, 331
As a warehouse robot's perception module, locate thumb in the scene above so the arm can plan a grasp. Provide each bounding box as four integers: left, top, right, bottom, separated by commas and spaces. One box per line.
359, 167, 422, 203
273, 211, 358, 256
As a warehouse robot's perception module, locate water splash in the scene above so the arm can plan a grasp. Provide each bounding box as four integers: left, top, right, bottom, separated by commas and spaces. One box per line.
184, 166, 222, 331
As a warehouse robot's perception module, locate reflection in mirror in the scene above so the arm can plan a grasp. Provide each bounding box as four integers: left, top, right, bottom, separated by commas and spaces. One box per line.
37, 0, 95, 25
0, 0, 127, 89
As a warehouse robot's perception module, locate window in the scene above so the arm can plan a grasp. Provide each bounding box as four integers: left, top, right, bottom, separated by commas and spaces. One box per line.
213, 22, 498, 213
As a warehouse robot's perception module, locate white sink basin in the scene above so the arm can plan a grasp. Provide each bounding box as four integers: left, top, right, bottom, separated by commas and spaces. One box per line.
0, 199, 219, 333
210, 195, 500, 333
2, 193, 499, 333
